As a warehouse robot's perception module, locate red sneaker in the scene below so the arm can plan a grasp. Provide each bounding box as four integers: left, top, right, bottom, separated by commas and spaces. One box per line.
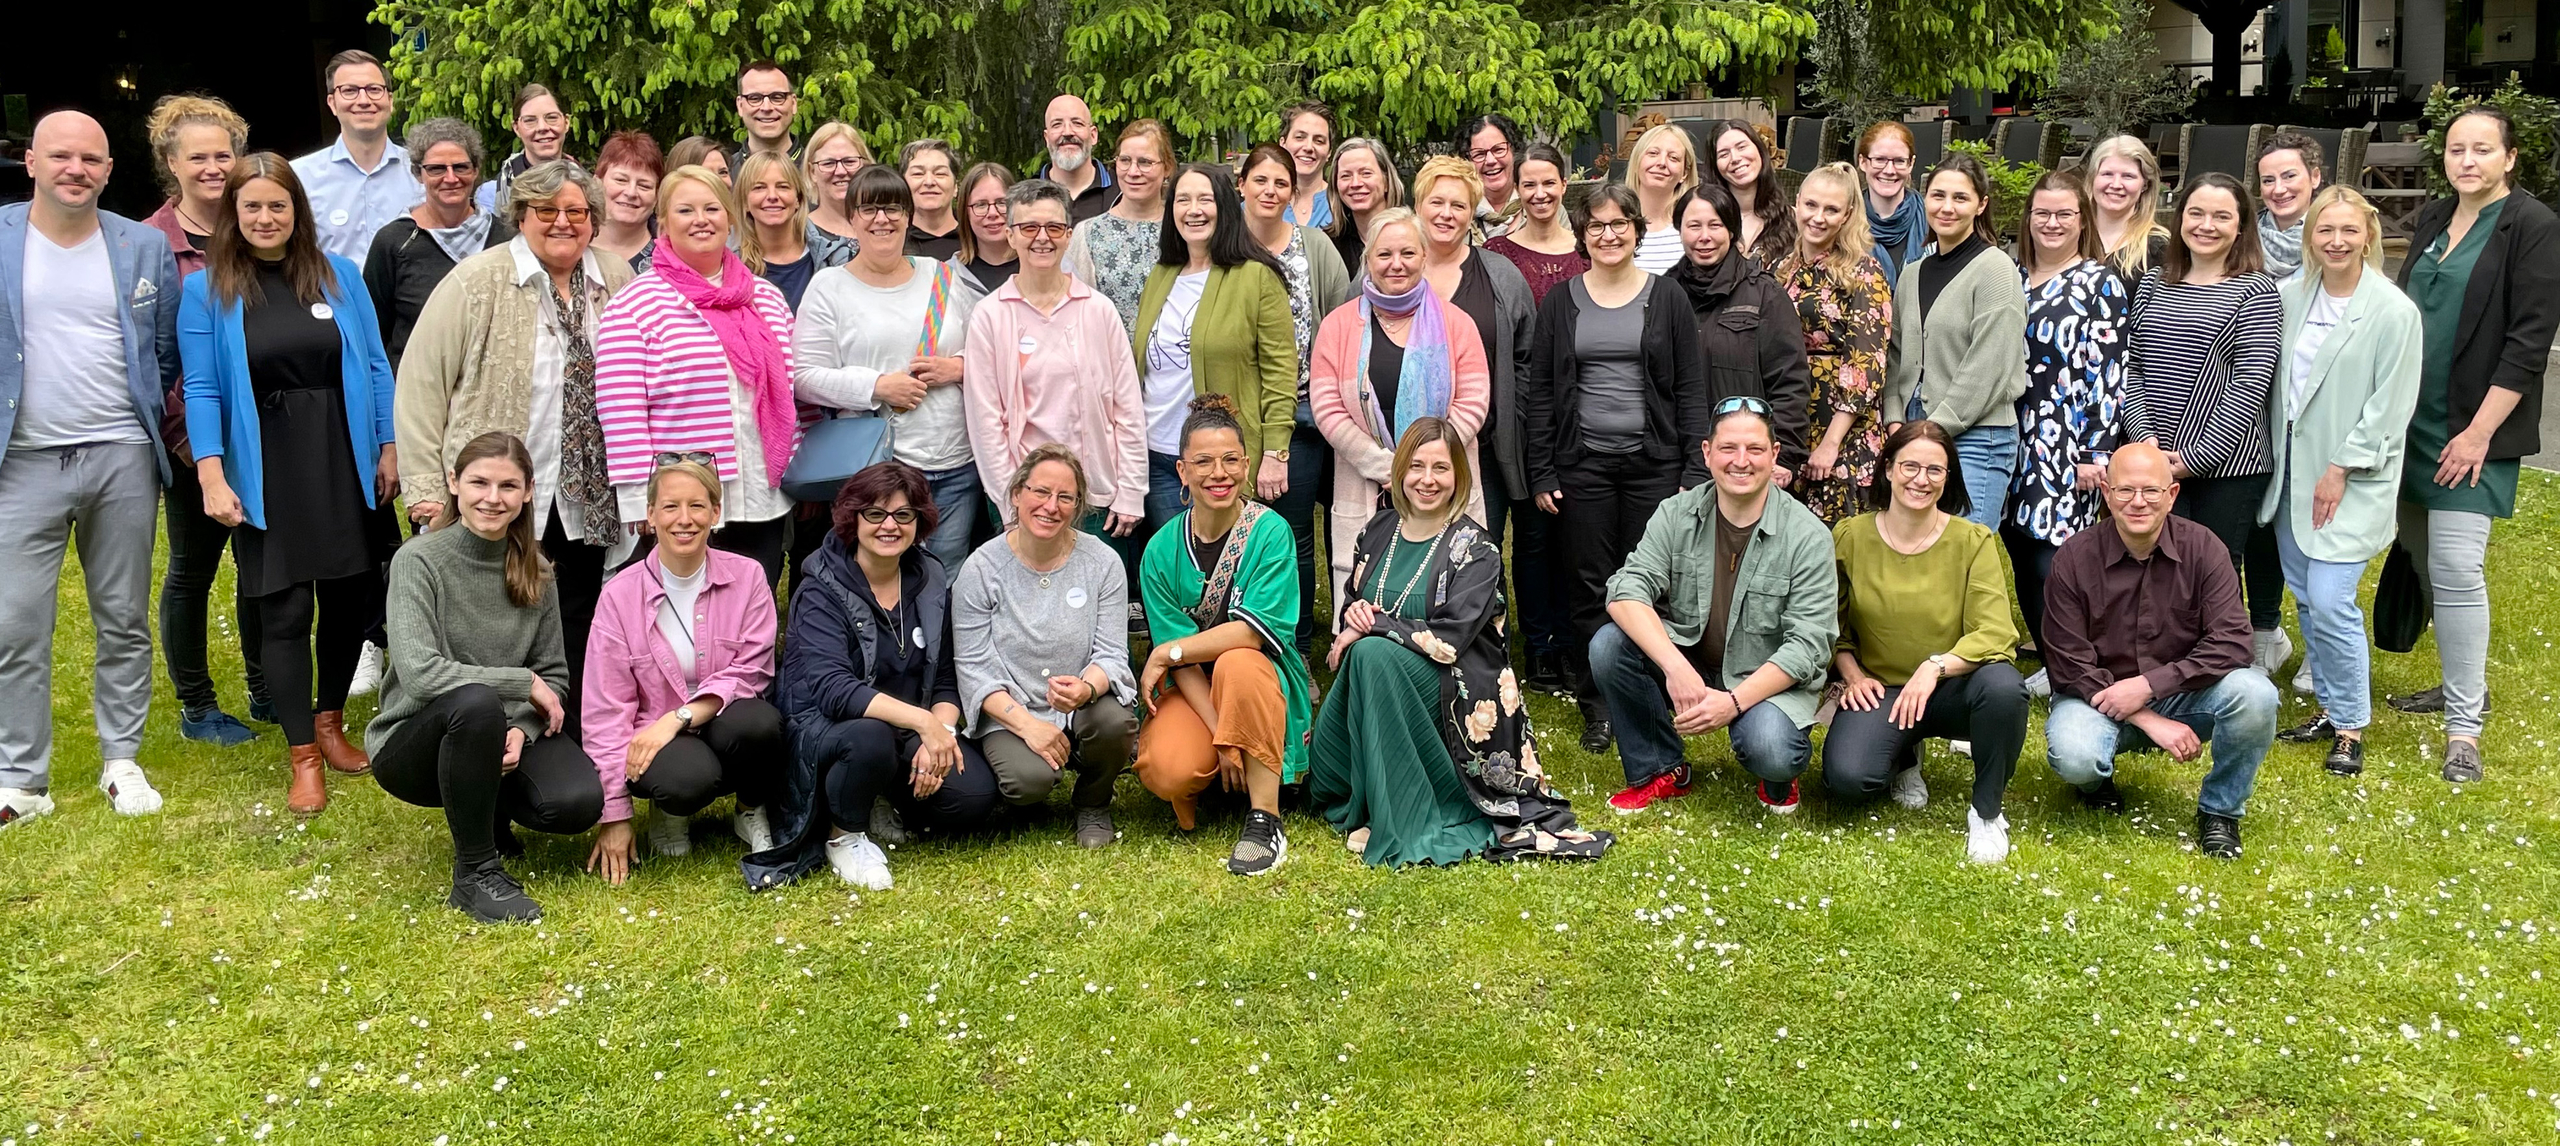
1755, 778, 1801, 815
1608, 766, 1693, 815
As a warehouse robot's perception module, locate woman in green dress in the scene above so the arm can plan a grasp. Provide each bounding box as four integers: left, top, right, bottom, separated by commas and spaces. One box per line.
1133, 394, 1314, 876
2386, 104, 2560, 784
1311, 418, 1612, 867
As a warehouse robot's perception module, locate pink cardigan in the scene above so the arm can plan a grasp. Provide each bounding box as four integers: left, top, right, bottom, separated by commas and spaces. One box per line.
594, 273, 799, 495
1309, 298, 1490, 626
580, 548, 779, 823
961, 276, 1149, 519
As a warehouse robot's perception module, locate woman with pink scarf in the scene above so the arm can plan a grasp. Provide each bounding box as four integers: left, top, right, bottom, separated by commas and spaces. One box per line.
596, 164, 802, 589
1310, 207, 1489, 631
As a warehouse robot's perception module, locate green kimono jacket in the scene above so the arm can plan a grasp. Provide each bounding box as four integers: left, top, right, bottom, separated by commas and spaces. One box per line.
1140, 504, 1314, 780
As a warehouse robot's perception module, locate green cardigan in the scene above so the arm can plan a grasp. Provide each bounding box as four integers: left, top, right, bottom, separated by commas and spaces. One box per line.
1884, 241, 2029, 434
2256, 269, 2424, 563
1133, 261, 1299, 462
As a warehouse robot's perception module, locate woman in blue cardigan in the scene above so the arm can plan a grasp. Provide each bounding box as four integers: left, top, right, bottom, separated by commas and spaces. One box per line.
180, 152, 399, 814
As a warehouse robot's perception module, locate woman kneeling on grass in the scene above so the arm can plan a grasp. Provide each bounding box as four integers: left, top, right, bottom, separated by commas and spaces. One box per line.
1310, 418, 1611, 867
580, 461, 787, 885
1133, 395, 1313, 876
765, 462, 995, 891
368, 432, 601, 924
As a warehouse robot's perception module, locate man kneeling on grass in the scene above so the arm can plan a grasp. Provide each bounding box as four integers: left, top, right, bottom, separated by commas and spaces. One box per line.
1588, 398, 1837, 815
2040, 442, 2278, 859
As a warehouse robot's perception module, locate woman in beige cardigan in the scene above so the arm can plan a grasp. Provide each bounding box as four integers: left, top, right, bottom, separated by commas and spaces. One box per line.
1310, 208, 1489, 630
394, 160, 636, 700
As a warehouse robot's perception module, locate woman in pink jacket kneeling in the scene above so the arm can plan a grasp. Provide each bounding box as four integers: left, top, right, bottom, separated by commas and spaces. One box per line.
581, 460, 785, 884
1311, 207, 1489, 635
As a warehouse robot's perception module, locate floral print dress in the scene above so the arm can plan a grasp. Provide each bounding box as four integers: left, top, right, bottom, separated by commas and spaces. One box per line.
1069, 213, 1161, 335
2010, 258, 2130, 541
1775, 251, 1893, 525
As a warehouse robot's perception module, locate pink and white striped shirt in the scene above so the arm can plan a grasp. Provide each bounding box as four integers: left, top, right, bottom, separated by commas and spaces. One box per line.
594, 272, 799, 499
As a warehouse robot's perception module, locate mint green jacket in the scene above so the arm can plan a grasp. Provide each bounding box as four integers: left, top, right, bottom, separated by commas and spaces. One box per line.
2257, 268, 2423, 563
1606, 485, 1838, 728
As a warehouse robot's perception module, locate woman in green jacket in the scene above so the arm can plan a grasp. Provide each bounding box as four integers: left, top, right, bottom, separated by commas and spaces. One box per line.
2259, 187, 2422, 777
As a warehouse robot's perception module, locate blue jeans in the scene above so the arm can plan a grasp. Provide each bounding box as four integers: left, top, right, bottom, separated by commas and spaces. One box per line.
1589, 622, 1810, 786
921, 464, 982, 571
2274, 507, 2372, 731
1907, 396, 2015, 531
2044, 668, 2278, 818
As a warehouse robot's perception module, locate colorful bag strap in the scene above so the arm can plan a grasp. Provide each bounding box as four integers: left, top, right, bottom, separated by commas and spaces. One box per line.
915, 260, 954, 358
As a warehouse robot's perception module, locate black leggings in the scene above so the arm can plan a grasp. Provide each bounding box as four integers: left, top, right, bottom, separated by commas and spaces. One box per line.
258, 572, 379, 744
629, 698, 787, 815
1820, 662, 2029, 820
372, 684, 604, 871
2175, 473, 2280, 629
160, 460, 265, 712
806, 716, 999, 832
2001, 525, 2060, 654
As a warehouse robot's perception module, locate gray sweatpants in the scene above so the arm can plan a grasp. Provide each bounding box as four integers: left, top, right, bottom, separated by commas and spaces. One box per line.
2394, 501, 2494, 738
0, 443, 160, 791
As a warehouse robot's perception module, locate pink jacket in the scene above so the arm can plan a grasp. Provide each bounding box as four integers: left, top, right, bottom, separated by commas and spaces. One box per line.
1309, 298, 1490, 625
581, 548, 778, 823
594, 273, 799, 497
961, 276, 1149, 519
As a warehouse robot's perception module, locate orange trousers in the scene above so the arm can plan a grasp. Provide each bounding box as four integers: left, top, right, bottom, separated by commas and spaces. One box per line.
1133, 647, 1288, 829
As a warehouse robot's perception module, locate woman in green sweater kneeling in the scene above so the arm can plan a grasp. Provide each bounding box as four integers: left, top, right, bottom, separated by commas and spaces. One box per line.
367, 432, 601, 924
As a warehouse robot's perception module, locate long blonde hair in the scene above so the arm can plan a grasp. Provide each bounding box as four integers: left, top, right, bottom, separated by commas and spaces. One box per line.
1794, 163, 1872, 280
2085, 133, 2168, 277
2302, 185, 2386, 271
732, 150, 811, 273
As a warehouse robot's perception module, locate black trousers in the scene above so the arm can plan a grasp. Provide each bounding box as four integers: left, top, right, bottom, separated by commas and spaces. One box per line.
1481, 450, 1566, 659
2244, 520, 2284, 631
808, 716, 999, 832
1266, 425, 1332, 656
2174, 473, 2279, 628
1556, 450, 1682, 683
713, 514, 791, 595
628, 698, 787, 815
160, 459, 266, 712
257, 572, 380, 745
1820, 662, 2029, 820
2001, 525, 2060, 654
372, 684, 603, 871
540, 509, 610, 724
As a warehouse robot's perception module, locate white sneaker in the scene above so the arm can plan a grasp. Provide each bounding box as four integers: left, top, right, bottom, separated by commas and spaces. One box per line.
0, 787, 56, 828
825, 831, 893, 890
98, 760, 162, 816
2023, 668, 2051, 700
1966, 807, 2011, 864
347, 642, 386, 697
647, 804, 692, 856
2250, 628, 2293, 676
734, 805, 775, 853
2292, 661, 2314, 694
1947, 739, 1973, 757
1888, 762, 1929, 810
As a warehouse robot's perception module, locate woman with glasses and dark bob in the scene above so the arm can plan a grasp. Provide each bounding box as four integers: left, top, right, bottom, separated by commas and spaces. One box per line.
1520, 182, 1710, 754
763, 461, 995, 891
1822, 420, 2029, 865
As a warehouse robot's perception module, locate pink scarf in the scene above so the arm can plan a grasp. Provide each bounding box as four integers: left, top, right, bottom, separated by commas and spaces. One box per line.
651, 240, 797, 486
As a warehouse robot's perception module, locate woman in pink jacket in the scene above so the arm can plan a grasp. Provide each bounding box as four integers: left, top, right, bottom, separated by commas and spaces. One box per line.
1311, 207, 1489, 633
580, 461, 784, 885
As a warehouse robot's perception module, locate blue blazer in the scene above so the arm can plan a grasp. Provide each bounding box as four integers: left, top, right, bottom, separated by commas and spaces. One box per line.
179, 254, 397, 530
0, 203, 181, 483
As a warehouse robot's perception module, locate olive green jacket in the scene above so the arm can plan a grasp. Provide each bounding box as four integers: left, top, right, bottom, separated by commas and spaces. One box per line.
1133, 261, 1298, 462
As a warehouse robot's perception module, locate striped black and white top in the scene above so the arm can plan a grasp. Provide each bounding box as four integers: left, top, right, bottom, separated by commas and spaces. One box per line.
2119, 270, 2282, 477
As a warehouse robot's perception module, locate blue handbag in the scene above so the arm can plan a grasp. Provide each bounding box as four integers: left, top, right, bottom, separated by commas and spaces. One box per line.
777, 413, 894, 502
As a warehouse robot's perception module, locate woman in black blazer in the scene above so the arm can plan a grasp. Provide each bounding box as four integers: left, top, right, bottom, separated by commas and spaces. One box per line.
2386, 104, 2559, 783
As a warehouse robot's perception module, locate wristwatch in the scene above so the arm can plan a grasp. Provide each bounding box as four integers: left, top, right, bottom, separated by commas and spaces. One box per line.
1167, 643, 1185, 664
1267, 448, 1290, 462
1927, 653, 1952, 676
666, 707, 698, 731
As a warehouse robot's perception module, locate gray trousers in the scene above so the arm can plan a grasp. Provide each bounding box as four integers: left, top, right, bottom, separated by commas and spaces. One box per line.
0, 443, 160, 790
2394, 501, 2495, 738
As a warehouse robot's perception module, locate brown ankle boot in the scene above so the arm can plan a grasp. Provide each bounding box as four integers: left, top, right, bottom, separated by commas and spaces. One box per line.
287, 744, 328, 815
313, 711, 371, 774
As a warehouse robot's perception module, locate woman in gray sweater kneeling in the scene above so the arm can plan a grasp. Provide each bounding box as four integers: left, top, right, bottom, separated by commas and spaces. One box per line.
367, 432, 601, 925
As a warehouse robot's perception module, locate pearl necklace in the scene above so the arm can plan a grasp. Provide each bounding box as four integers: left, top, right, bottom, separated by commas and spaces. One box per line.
1381, 525, 1448, 615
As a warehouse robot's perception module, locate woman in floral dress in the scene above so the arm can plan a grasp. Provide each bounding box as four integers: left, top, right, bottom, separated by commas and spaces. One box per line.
1773, 163, 1893, 525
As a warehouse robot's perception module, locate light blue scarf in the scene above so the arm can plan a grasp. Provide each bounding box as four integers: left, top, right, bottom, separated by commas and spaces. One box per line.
1357, 275, 1453, 443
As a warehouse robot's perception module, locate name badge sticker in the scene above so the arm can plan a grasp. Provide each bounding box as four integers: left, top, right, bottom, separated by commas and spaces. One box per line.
1066, 586, 1089, 609
311, 302, 335, 322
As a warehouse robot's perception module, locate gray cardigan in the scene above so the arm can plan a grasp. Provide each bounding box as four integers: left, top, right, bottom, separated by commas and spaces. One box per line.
950, 533, 1138, 738
1885, 242, 2030, 435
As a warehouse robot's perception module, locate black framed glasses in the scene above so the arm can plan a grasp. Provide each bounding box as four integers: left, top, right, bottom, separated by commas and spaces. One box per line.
331, 84, 390, 101
738, 91, 794, 107
1713, 395, 1772, 417
857, 507, 921, 525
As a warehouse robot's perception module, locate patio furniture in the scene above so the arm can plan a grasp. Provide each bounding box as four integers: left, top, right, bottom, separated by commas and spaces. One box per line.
2359, 139, 2433, 239
2175, 123, 2269, 187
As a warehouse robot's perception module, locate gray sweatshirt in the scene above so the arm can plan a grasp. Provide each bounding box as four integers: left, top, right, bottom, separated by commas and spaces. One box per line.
366, 524, 570, 755
950, 533, 1137, 738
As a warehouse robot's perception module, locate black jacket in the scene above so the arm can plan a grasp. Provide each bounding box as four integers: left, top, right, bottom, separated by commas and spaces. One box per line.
1522, 273, 1712, 491
2394, 189, 2557, 460
1673, 253, 1814, 472
362, 213, 517, 370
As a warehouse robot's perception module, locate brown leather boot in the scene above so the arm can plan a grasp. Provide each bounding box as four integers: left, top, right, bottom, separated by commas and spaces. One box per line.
287, 744, 328, 816
313, 711, 371, 774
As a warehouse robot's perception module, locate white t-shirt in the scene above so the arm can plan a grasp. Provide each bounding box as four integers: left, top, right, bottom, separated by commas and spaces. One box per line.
14, 227, 146, 450
1144, 270, 1208, 455
2286, 288, 2351, 424
654, 560, 709, 689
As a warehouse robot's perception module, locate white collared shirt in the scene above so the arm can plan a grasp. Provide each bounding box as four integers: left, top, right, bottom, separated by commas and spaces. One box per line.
509, 236, 610, 541
292, 137, 423, 262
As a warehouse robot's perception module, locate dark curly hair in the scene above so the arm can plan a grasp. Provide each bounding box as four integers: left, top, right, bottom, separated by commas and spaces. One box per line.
830, 460, 940, 547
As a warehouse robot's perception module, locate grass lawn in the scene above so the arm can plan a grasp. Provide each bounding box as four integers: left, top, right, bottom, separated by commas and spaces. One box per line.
5, 474, 2557, 1145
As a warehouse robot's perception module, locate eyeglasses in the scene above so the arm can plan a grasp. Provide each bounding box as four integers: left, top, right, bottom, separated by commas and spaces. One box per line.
1117, 154, 1163, 171
1713, 395, 1772, 416
332, 84, 390, 101
516, 112, 566, 128
652, 451, 714, 467
419, 163, 476, 179
1863, 155, 1914, 170
1018, 486, 1077, 506
1011, 222, 1073, 239
967, 200, 1010, 216
852, 204, 906, 219
1467, 144, 1513, 164
1584, 218, 1637, 236
526, 204, 593, 223
2029, 209, 2082, 224
1891, 460, 1949, 481
738, 91, 794, 106
857, 507, 921, 525
2108, 483, 2173, 503
813, 157, 864, 173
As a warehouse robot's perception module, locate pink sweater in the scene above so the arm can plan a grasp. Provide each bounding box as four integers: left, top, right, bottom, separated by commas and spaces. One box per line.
581, 548, 778, 823
961, 276, 1149, 519
1309, 298, 1490, 626
594, 273, 799, 492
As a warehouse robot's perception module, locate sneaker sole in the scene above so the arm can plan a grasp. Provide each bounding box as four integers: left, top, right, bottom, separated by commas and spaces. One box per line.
1758, 800, 1799, 815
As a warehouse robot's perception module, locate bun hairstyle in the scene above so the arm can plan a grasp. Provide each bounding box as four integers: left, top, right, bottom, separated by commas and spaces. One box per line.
145, 94, 249, 199
1178, 393, 1246, 454
439, 432, 552, 608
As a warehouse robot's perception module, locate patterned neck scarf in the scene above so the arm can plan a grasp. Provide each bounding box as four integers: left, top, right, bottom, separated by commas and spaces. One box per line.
1357, 274, 1454, 443
425, 210, 495, 265
553, 260, 618, 541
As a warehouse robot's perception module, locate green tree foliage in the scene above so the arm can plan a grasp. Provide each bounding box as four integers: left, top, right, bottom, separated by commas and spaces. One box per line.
2040, 0, 2194, 140
2422, 74, 2560, 203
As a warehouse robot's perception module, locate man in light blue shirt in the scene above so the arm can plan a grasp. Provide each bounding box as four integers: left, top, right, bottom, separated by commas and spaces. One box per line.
291, 49, 421, 262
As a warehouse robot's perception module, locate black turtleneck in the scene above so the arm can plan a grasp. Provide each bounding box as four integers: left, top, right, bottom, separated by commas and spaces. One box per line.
1917, 233, 1990, 318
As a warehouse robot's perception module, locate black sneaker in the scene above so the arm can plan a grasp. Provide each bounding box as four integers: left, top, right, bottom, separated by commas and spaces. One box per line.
2442, 739, 2484, 784
869, 798, 913, 847
1577, 710, 1613, 753
247, 694, 277, 724
2278, 713, 2338, 744
2323, 736, 2365, 776
2075, 777, 2127, 813
492, 825, 526, 859
2196, 810, 2242, 860
1227, 809, 1288, 876
2389, 686, 2492, 715
1525, 652, 1571, 696
1073, 807, 1117, 849
449, 862, 542, 924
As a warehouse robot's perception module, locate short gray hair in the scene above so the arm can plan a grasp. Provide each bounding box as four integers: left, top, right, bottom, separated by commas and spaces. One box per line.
405, 117, 486, 176
1005, 177, 1071, 222
507, 159, 604, 226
